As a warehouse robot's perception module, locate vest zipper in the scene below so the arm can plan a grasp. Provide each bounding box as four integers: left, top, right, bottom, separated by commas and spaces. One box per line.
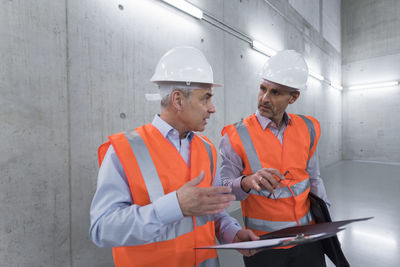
193, 216, 198, 267
281, 125, 300, 226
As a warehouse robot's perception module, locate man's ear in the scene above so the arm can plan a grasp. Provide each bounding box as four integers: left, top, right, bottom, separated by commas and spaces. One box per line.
289, 91, 300, 104
171, 90, 183, 111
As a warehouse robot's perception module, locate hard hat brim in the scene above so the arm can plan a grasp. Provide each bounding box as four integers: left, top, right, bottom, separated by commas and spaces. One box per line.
152, 80, 223, 88
261, 78, 302, 91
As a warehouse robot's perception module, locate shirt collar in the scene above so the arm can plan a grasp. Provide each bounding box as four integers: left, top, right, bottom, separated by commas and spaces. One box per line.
255, 110, 291, 130
152, 114, 194, 141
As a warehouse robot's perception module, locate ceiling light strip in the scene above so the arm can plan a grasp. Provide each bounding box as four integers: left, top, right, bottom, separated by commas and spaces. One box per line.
348, 81, 399, 90
330, 82, 343, 90
309, 70, 324, 81
251, 40, 277, 57
162, 0, 203, 19
158, 0, 345, 91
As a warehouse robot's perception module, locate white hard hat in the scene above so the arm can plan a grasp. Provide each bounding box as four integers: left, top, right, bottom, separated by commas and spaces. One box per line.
150, 46, 222, 87
260, 50, 309, 90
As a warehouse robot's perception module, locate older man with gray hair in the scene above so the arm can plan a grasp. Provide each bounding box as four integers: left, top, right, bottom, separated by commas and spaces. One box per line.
90, 46, 258, 267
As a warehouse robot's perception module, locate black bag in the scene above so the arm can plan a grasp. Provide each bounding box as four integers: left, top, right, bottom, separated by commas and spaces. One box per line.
309, 192, 350, 267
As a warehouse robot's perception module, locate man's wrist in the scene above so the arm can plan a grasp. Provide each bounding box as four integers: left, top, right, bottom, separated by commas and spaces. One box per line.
240, 175, 251, 193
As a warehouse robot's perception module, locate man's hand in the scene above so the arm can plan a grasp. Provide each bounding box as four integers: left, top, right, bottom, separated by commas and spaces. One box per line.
177, 171, 236, 216
240, 168, 284, 193
233, 229, 260, 257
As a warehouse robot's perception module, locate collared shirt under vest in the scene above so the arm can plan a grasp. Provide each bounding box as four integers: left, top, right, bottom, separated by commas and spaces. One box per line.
97, 123, 219, 267
221, 113, 321, 236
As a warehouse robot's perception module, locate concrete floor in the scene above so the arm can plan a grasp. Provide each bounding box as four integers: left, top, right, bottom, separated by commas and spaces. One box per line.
218, 160, 400, 267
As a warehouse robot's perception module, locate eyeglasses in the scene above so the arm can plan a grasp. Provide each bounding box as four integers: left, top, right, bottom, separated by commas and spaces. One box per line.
267, 170, 295, 200
282, 170, 296, 183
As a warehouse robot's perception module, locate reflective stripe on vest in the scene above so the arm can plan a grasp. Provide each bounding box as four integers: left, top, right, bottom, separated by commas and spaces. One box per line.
244, 211, 313, 233
297, 115, 316, 154
196, 215, 214, 227
234, 116, 317, 171
198, 135, 214, 185
234, 120, 310, 198
123, 129, 215, 242
152, 217, 193, 242
147, 215, 214, 242
249, 178, 310, 199
297, 115, 316, 169
233, 120, 262, 173
195, 257, 220, 267
124, 130, 164, 203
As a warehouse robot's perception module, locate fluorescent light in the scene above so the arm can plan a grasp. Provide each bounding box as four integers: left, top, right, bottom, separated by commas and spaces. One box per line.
309, 70, 324, 81
348, 81, 399, 90
251, 40, 277, 57
331, 82, 343, 90
162, 0, 203, 19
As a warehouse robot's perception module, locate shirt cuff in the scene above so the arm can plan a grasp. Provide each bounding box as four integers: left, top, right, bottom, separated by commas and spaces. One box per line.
232, 176, 249, 200
153, 191, 184, 224
222, 224, 242, 244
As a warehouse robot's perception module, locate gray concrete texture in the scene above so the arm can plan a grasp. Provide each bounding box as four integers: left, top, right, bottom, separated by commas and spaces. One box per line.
342, 0, 400, 64
0, 0, 70, 266
1, 0, 341, 266
342, 0, 400, 162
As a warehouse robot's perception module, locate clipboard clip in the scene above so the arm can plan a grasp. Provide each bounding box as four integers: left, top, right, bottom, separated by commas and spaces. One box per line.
280, 233, 310, 246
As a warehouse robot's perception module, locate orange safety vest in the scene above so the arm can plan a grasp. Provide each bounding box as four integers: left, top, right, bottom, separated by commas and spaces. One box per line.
221, 113, 320, 237
98, 124, 219, 267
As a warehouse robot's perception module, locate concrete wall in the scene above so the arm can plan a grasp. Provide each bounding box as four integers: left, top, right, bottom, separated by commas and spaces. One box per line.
1, 0, 341, 266
342, 0, 400, 162
0, 0, 70, 266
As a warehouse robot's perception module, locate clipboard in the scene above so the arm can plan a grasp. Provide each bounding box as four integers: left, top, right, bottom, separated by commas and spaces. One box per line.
196, 217, 372, 251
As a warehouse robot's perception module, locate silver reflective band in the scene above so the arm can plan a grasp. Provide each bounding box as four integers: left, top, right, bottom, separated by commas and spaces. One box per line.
249, 179, 310, 199
198, 136, 214, 185
290, 178, 310, 196
124, 130, 165, 203
244, 211, 313, 232
297, 115, 316, 154
124, 131, 215, 243
152, 217, 194, 243
155, 215, 213, 242
235, 116, 316, 175
196, 215, 214, 227
234, 120, 262, 173
197, 257, 220, 267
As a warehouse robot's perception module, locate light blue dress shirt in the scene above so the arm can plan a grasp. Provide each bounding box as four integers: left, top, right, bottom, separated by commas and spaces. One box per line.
219, 110, 331, 206
90, 115, 241, 248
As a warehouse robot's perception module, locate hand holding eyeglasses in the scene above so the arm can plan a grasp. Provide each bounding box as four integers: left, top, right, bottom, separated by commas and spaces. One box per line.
240, 168, 285, 193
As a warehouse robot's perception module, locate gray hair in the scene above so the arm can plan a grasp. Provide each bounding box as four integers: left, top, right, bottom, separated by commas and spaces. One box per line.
160, 88, 192, 108
158, 82, 213, 108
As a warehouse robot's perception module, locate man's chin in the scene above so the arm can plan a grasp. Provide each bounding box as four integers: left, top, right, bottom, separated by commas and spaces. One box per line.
195, 125, 206, 132
259, 110, 273, 119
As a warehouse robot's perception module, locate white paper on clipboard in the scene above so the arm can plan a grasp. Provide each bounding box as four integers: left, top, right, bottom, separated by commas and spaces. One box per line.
197, 233, 327, 250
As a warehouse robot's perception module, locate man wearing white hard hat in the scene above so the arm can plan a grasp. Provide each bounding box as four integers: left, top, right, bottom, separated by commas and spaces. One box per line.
220, 50, 330, 266
89, 46, 258, 267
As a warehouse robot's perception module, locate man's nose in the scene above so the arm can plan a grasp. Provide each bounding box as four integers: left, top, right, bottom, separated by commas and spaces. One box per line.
261, 91, 270, 102
208, 102, 216, 113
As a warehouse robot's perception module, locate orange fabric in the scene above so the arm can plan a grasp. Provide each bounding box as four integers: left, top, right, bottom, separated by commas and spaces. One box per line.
198, 135, 217, 181
98, 124, 217, 267
222, 114, 321, 236
98, 141, 111, 167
